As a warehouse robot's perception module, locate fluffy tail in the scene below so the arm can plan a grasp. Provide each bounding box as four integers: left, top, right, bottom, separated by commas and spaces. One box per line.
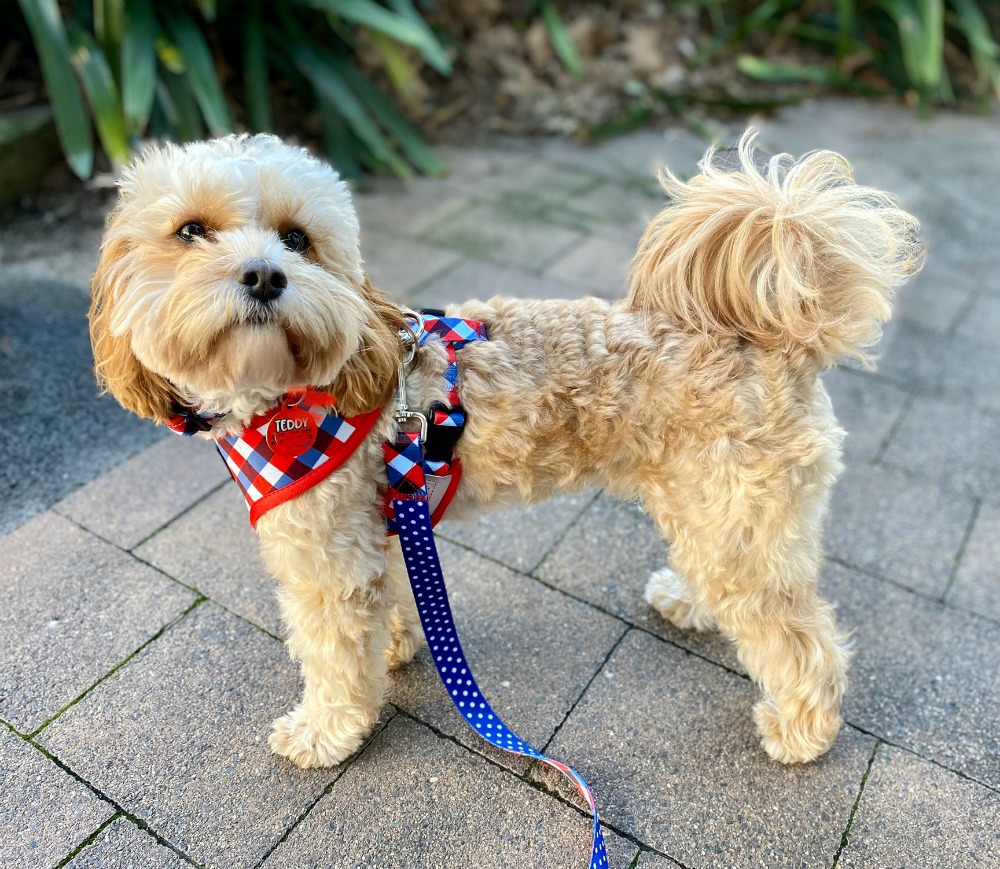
627, 130, 923, 369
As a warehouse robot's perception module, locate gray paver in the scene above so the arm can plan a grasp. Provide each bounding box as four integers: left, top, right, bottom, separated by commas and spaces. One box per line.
0, 512, 197, 734
135, 486, 283, 636
353, 176, 472, 237
823, 464, 976, 597
0, 727, 114, 869
66, 817, 191, 869
535, 494, 743, 673
543, 233, 637, 296
824, 562, 1000, 789
878, 322, 1000, 412
361, 228, 462, 297
54, 435, 229, 550
542, 629, 874, 868
422, 201, 584, 271
956, 293, 1000, 346
411, 258, 588, 308
390, 539, 626, 762
438, 490, 597, 572
839, 746, 1000, 869
262, 715, 639, 869
38, 603, 341, 869
821, 368, 909, 462
637, 854, 683, 868
882, 395, 1000, 502
949, 503, 1000, 623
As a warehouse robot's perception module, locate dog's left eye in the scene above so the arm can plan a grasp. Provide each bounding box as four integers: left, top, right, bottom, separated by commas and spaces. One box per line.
282, 229, 309, 253
176, 222, 207, 243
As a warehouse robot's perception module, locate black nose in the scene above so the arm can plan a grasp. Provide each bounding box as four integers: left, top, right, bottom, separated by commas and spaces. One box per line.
239, 259, 287, 303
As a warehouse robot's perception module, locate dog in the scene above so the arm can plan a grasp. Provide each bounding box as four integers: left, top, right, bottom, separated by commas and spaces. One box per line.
89, 131, 921, 770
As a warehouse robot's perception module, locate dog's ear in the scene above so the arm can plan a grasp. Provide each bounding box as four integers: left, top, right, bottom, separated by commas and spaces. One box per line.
328, 278, 406, 417
90, 210, 176, 423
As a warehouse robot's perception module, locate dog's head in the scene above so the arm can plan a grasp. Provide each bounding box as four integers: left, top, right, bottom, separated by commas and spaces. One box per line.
90, 134, 405, 423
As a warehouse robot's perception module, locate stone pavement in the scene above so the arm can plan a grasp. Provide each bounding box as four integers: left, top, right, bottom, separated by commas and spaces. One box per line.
2, 99, 999, 868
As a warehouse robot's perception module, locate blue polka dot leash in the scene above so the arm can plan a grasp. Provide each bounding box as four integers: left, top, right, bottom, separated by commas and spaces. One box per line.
384, 431, 609, 869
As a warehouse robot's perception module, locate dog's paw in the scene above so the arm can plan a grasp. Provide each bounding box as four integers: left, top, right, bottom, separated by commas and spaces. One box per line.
753, 699, 842, 764
644, 567, 715, 632
268, 707, 366, 769
385, 622, 424, 671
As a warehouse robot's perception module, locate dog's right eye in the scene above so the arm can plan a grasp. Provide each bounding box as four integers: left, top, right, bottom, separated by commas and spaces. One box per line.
176, 222, 207, 243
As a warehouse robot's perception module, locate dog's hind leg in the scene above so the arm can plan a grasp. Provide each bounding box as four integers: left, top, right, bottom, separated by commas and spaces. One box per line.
644, 565, 716, 632
384, 541, 424, 670
642, 456, 850, 764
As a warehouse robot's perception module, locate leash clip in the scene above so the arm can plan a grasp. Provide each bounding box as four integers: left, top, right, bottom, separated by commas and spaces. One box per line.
395, 317, 428, 441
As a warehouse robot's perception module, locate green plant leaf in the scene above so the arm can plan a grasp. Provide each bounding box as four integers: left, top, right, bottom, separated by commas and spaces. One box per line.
195, 0, 218, 22
369, 31, 423, 114
156, 68, 205, 142
164, 14, 232, 135
335, 58, 447, 175
94, 0, 126, 80
949, 0, 1000, 102
244, 4, 272, 131
295, 0, 449, 73
15, 0, 93, 178
540, 1, 585, 80
319, 96, 363, 178
386, 0, 452, 74
291, 42, 411, 178
737, 54, 840, 84
121, 0, 157, 135
155, 33, 186, 74
66, 23, 131, 168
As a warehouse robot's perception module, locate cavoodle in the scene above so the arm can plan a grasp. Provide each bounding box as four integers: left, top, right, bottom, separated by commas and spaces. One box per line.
89, 131, 921, 769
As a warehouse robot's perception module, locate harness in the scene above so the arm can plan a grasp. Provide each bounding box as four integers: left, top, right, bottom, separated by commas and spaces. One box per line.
166, 311, 609, 867
166, 314, 485, 530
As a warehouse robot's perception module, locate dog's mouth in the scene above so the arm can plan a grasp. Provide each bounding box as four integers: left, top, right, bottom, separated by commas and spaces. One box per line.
245, 302, 277, 326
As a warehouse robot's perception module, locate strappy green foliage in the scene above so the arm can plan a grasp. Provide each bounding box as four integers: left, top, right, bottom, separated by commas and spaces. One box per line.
9, 0, 453, 179
679, 0, 999, 114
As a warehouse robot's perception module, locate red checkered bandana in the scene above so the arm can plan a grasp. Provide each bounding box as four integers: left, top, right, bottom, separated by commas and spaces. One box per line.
212, 390, 380, 527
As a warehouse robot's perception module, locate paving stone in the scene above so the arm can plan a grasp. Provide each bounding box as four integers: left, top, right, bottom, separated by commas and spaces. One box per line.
839, 746, 1000, 869
543, 234, 637, 297
0, 275, 163, 536
410, 258, 589, 308
262, 715, 639, 869
38, 603, 343, 869
135, 486, 283, 637
422, 201, 585, 271
0, 727, 114, 869
823, 562, 1000, 789
0, 512, 197, 734
570, 181, 664, 240
535, 494, 744, 673
824, 464, 975, 597
948, 503, 1000, 623
877, 322, 1000, 412
637, 853, 683, 868
882, 395, 1000, 502
390, 538, 626, 771
65, 817, 191, 869
54, 436, 229, 550
821, 367, 909, 462
956, 293, 1000, 346
542, 629, 874, 868
353, 175, 472, 238
438, 490, 597, 573
472, 160, 606, 199
544, 127, 710, 182
895, 274, 974, 334
360, 228, 463, 298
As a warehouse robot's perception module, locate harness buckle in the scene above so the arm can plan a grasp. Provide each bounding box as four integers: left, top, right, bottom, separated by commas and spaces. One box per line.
393, 409, 428, 442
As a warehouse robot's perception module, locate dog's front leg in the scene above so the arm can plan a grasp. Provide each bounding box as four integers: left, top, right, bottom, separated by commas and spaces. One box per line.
259, 498, 394, 769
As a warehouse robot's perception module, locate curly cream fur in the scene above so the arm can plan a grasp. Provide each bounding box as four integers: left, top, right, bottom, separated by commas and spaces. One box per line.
91, 132, 920, 769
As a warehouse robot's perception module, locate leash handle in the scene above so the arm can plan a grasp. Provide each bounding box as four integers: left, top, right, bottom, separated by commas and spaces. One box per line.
385, 433, 609, 868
